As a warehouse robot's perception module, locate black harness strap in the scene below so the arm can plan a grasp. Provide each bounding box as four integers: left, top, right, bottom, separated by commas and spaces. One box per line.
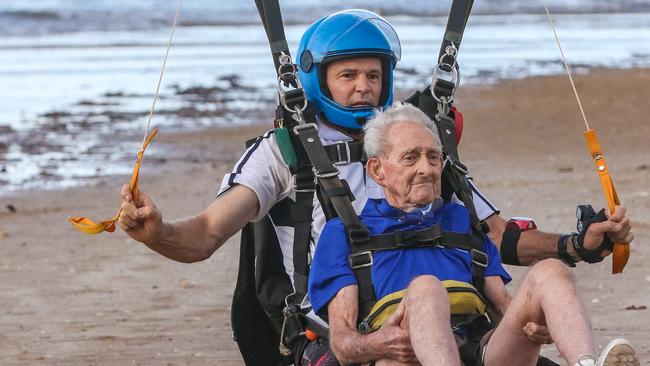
253, 1, 323, 358
351, 225, 483, 253
348, 224, 488, 325
324, 140, 366, 165
291, 168, 315, 301
254, 0, 291, 81
434, 0, 474, 101
293, 125, 361, 228
405, 2, 490, 283
292, 123, 376, 321
435, 109, 491, 279
438, 0, 474, 62
255, 0, 319, 306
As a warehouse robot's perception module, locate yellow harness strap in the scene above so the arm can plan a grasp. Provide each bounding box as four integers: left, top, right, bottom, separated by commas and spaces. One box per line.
362, 280, 487, 332
67, 128, 159, 234
583, 129, 628, 274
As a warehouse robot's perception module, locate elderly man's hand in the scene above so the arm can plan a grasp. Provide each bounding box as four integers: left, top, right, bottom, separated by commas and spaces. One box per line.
372, 302, 418, 364
583, 205, 634, 258
523, 322, 553, 345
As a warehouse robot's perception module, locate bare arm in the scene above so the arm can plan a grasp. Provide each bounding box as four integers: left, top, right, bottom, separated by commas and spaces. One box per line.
483, 276, 511, 318
486, 215, 560, 266
485, 205, 634, 266
328, 285, 417, 365
119, 183, 259, 263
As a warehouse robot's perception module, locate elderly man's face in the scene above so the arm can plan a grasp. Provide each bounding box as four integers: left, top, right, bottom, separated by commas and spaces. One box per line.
325, 57, 382, 108
368, 121, 443, 210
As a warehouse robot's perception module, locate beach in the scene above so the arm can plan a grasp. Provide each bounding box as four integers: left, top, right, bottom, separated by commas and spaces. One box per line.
0, 67, 648, 365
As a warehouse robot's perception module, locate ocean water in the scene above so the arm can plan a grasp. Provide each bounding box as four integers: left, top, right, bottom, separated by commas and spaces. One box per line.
2, 0, 649, 36
1, 1, 649, 194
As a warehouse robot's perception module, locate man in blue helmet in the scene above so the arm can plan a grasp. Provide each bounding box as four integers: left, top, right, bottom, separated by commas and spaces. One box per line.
117, 9, 634, 365
296, 9, 401, 131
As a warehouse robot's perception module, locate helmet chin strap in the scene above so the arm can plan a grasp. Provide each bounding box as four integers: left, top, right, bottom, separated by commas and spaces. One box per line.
318, 114, 365, 140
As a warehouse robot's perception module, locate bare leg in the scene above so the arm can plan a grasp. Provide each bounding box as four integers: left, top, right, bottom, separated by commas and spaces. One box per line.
405, 275, 461, 366
484, 259, 597, 366
375, 275, 460, 366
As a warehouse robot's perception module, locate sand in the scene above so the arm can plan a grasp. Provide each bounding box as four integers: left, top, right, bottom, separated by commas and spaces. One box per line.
1, 68, 649, 365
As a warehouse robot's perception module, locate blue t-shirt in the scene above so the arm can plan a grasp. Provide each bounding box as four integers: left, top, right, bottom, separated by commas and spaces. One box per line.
308, 199, 511, 316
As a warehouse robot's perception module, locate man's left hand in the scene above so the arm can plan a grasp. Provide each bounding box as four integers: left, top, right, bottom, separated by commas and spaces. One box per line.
582, 205, 634, 258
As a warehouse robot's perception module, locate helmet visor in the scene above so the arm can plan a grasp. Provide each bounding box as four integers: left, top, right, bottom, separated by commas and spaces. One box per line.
309, 11, 401, 64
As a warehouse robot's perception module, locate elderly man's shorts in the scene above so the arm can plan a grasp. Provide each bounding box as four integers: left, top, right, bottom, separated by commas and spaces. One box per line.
298, 331, 494, 366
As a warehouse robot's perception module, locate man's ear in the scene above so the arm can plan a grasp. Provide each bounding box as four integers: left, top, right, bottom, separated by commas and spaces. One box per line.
366, 157, 384, 183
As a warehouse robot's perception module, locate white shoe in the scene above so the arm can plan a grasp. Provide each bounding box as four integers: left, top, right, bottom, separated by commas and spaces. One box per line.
596, 338, 640, 366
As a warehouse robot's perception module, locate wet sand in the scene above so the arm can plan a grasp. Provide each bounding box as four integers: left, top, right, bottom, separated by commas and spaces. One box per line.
1, 68, 649, 365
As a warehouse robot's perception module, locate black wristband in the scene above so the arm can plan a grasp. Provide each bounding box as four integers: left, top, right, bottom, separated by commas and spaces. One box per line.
557, 234, 577, 267
501, 226, 522, 266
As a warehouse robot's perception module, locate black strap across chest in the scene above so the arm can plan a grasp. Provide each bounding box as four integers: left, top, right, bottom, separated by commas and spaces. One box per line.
347, 223, 488, 325
352, 225, 483, 253
324, 140, 366, 165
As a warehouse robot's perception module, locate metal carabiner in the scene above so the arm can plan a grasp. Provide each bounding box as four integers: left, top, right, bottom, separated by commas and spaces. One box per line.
431, 42, 461, 104
431, 65, 460, 104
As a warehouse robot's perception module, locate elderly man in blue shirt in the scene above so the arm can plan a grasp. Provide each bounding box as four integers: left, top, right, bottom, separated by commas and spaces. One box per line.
308, 103, 638, 366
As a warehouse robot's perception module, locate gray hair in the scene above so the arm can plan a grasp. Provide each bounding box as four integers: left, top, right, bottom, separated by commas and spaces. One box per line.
364, 102, 442, 158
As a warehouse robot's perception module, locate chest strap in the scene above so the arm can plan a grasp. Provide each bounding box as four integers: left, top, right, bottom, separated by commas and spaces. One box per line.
348, 224, 488, 324
324, 140, 366, 165
351, 225, 483, 253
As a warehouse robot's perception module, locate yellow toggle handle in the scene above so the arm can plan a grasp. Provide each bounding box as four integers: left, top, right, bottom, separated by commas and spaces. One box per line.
67, 128, 159, 234
583, 129, 628, 274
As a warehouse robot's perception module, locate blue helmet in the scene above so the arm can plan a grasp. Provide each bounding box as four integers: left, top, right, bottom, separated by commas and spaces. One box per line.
297, 9, 401, 130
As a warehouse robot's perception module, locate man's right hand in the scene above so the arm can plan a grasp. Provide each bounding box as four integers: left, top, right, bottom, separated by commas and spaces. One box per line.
118, 183, 164, 245
115, 183, 258, 263
373, 302, 418, 364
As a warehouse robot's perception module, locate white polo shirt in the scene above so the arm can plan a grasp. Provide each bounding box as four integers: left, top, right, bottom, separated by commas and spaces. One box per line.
219, 122, 498, 283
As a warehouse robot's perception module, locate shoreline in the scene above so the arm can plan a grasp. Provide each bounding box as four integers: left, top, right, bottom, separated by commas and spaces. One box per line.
1, 68, 649, 364
2, 65, 649, 198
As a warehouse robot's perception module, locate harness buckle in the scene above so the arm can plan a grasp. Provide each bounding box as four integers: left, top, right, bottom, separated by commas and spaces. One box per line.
293, 173, 316, 193
292, 122, 318, 134
349, 251, 373, 270
313, 167, 340, 179
471, 249, 488, 268
294, 187, 316, 193
333, 141, 352, 166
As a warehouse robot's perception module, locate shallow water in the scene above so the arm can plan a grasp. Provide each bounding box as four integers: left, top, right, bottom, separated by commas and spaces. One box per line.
1, 2, 649, 194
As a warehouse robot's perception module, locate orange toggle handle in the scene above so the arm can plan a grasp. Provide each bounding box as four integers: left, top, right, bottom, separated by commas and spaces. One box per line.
68, 128, 159, 234
583, 129, 628, 274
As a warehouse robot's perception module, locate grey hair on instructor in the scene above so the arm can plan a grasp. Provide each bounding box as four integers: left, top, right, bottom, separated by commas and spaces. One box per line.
363, 102, 442, 159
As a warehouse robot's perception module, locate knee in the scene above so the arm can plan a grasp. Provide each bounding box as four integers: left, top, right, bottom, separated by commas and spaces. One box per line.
526, 258, 575, 289
406, 275, 447, 298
